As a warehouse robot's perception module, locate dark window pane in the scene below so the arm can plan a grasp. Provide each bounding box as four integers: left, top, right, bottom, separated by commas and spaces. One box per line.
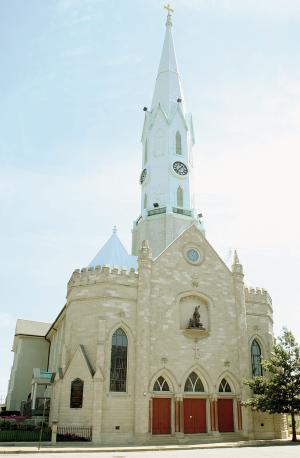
219, 378, 231, 392
70, 378, 84, 408
184, 378, 193, 392
110, 328, 128, 392
251, 340, 262, 377
184, 372, 205, 392
153, 376, 170, 391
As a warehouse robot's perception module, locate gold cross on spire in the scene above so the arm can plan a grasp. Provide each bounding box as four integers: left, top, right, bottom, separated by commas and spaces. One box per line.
164, 3, 174, 15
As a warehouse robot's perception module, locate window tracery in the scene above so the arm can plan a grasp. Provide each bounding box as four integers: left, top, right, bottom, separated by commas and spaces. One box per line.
153, 376, 170, 391
184, 371, 205, 392
218, 378, 231, 393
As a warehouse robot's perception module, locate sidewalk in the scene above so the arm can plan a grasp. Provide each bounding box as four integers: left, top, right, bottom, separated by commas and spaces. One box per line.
0, 438, 299, 454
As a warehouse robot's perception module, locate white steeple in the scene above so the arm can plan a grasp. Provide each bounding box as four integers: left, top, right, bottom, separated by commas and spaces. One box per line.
132, 7, 203, 258
151, 7, 185, 116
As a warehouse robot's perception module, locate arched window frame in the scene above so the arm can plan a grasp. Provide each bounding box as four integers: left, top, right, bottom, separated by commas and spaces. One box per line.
184, 372, 205, 392
153, 376, 170, 392
70, 378, 84, 408
251, 339, 263, 377
176, 131, 182, 155
218, 378, 232, 393
110, 327, 128, 392
177, 186, 183, 208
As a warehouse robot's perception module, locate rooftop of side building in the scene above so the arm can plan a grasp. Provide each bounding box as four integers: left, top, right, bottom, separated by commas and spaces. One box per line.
15, 319, 51, 337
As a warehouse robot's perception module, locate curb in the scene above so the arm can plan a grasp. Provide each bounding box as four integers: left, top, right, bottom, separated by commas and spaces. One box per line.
0, 439, 299, 454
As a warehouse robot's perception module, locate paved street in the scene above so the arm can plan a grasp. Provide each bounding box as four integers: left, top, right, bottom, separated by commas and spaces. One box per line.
2, 445, 300, 458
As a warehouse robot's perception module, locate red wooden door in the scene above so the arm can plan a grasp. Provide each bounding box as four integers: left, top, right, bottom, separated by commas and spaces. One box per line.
218, 399, 234, 432
152, 398, 171, 434
184, 399, 206, 433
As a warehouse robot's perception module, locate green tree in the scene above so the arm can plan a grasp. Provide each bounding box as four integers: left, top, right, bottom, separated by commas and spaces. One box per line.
243, 329, 300, 441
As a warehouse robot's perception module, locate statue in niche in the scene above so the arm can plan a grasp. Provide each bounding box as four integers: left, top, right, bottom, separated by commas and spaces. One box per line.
188, 305, 205, 330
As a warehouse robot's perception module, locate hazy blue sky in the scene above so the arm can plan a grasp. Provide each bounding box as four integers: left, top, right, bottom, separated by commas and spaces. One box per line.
1, 0, 300, 399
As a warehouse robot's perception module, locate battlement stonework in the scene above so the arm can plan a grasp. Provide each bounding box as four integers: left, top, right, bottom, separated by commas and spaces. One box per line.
245, 286, 272, 308
67, 265, 139, 293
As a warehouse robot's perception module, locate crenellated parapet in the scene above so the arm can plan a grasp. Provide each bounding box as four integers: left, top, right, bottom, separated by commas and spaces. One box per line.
245, 286, 272, 304
67, 265, 139, 293
245, 286, 273, 320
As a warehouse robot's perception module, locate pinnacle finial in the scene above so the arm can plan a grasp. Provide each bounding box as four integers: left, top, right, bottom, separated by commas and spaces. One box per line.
233, 250, 240, 264
164, 3, 174, 27
112, 225, 117, 234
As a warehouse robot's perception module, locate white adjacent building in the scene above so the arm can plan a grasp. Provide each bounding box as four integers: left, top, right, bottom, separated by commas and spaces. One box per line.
6, 10, 287, 444
6, 320, 50, 412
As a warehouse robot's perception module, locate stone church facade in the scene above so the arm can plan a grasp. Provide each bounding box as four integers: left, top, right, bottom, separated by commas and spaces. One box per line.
8, 9, 288, 444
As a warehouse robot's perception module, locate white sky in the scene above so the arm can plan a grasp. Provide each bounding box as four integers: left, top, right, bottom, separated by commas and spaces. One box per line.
0, 0, 300, 400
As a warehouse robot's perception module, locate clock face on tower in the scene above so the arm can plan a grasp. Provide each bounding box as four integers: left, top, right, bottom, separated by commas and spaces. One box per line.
140, 168, 147, 184
173, 161, 188, 176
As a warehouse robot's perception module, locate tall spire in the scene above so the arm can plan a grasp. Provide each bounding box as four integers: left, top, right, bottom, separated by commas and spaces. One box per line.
151, 5, 184, 115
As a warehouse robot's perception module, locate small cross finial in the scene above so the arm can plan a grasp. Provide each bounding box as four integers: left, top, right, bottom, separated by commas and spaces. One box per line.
164, 3, 174, 27
112, 225, 117, 234
164, 3, 174, 14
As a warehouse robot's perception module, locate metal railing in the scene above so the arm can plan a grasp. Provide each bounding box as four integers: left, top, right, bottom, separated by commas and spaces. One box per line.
57, 425, 92, 441
172, 207, 192, 217
148, 207, 166, 217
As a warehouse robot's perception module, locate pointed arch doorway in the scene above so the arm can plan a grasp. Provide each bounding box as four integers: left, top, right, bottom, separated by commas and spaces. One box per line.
183, 372, 207, 433
151, 376, 171, 434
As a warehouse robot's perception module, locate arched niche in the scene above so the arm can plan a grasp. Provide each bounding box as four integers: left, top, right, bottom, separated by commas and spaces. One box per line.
178, 293, 209, 331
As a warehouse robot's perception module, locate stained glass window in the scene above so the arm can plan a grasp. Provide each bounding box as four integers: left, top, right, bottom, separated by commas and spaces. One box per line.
219, 378, 231, 393
184, 372, 205, 392
251, 339, 263, 377
153, 376, 170, 391
110, 328, 128, 392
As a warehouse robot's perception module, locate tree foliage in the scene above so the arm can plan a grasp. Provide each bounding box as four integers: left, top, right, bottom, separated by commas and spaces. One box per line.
243, 329, 300, 441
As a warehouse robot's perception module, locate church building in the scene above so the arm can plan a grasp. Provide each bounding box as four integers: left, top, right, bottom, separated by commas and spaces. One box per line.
7, 8, 288, 444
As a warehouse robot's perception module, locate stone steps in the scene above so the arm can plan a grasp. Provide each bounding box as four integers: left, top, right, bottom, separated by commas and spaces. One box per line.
147, 432, 244, 445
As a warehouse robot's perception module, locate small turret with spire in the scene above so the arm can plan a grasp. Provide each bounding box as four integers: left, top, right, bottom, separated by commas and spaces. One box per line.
232, 250, 244, 278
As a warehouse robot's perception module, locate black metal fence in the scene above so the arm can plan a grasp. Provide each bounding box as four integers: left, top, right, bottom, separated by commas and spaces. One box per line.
57, 425, 92, 441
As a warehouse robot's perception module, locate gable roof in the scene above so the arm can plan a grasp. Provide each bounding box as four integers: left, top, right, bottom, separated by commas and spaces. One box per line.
154, 222, 232, 274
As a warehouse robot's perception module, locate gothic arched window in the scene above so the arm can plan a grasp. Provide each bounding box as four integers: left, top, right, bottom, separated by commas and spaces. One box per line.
110, 328, 128, 392
184, 372, 205, 392
144, 139, 148, 164
144, 193, 147, 210
219, 378, 231, 393
251, 339, 263, 377
153, 376, 170, 391
70, 378, 84, 408
177, 186, 183, 207
176, 131, 182, 155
